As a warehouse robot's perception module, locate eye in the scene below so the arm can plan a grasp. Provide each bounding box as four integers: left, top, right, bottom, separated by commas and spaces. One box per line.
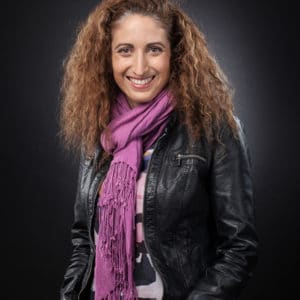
117, 47, 132, 55
149, 46, 163, 55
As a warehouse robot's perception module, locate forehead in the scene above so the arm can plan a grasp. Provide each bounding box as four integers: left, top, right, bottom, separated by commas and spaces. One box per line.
111, 14, 169, 44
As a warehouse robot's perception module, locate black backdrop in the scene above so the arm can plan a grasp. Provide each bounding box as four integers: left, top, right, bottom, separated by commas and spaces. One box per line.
2, 1, 299, 299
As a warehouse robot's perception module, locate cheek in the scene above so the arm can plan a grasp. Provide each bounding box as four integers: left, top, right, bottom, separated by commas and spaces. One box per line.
112, 56, 128, 75
154, 56, 170, 77
156, 61, 170, 78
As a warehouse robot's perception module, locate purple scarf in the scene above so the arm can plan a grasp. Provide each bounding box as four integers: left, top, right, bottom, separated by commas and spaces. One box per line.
95, 88, 174, 300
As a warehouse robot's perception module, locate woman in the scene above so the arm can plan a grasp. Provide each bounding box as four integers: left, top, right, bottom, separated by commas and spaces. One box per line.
59, 0, 258, 299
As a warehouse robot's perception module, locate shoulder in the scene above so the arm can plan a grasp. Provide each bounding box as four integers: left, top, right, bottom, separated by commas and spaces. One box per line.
213, 114, 247, 145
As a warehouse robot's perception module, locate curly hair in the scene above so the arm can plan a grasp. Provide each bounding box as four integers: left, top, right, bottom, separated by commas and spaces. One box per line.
58, 0, 238, 159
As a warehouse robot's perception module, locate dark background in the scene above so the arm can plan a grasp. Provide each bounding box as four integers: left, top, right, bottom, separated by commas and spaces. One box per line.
2, 0, 299, 299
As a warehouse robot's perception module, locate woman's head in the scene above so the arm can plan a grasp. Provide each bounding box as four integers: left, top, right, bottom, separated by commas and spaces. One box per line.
111, 13, 171, 108
59, 0, 237, 157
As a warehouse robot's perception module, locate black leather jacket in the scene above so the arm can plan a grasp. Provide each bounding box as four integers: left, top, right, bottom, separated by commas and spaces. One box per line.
60, 111, 258, 300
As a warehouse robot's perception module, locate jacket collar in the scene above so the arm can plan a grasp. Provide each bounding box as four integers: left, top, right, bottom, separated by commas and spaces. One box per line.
163, 109, 178, 135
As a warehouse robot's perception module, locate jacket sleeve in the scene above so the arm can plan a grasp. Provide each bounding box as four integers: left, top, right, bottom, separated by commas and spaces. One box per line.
60, 149, 92, 300
187, 117, 258, 300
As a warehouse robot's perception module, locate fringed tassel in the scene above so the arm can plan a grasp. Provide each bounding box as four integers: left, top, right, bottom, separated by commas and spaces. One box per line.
95, 161, 138, 300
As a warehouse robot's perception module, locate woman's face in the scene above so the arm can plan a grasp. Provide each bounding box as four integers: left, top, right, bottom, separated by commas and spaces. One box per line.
111, 14, 171, 108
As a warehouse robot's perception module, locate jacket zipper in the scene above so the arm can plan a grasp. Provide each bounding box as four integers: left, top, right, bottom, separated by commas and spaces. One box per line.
142, 132, 168, 293
175, 153, 206, 166
77, 159, 111, 299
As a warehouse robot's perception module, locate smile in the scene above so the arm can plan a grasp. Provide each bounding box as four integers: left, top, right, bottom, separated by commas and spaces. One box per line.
127, 76, 155, 86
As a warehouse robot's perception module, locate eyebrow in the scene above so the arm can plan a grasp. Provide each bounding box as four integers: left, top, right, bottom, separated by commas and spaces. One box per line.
113, 42, 166, 50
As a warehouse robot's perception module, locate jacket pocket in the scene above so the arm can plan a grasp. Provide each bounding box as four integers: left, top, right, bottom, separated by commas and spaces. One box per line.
176, 153, 206, 163
170, 153, 209, 180
171, 153, 207, 166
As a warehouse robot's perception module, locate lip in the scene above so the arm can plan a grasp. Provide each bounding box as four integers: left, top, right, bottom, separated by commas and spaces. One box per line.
126, 75, 156, 90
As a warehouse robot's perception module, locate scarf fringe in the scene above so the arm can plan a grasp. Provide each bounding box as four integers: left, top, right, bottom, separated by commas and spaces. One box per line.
95, 161, 138, 300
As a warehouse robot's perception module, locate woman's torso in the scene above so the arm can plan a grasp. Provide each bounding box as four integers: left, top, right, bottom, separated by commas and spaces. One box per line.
82, 117, 216, 299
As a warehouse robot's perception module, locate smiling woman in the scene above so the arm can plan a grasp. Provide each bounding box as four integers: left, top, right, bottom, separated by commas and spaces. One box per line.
59, 1, 258, 299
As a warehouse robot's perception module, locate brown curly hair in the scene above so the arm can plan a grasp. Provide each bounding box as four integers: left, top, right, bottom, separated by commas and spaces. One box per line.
58, 0, 238, 160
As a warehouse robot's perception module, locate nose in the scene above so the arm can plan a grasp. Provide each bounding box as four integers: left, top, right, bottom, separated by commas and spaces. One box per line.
132, 51, 149, 76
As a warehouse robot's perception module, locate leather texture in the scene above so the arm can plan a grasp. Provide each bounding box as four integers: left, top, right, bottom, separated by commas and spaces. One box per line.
60, 111, 258, 300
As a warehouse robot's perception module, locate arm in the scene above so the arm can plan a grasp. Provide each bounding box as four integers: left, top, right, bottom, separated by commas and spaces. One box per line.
187, 117, 258, 300
60, 149, 92, 300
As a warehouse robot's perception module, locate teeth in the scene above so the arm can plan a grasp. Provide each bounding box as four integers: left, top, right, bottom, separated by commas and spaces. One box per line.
129, 76, 153, 85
